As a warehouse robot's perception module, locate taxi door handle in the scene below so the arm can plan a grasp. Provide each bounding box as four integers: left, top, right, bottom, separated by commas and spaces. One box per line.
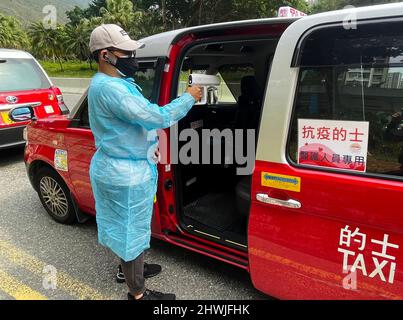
256, 193, 301, 209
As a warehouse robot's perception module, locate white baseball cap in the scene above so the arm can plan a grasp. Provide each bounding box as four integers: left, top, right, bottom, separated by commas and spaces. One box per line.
89, 24, 145, 53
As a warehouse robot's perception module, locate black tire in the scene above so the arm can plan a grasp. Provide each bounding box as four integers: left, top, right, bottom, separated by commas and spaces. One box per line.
34, 167, 77, 224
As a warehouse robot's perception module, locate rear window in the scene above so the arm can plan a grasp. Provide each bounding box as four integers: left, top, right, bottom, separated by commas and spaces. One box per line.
0, 58, 51, 92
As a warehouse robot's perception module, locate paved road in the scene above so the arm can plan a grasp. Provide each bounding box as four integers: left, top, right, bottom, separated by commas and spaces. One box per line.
63, 93, 82, 111
0, 147, 267, 300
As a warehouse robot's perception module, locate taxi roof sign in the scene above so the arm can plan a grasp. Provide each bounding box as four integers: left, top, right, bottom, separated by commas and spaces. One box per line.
278, 6, 307, 18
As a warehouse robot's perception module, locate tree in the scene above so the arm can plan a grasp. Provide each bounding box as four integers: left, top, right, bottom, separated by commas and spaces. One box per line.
28, 22, 66, 71
87, 0, 108, 17
65, 19, 94, 68
97, 0, 162, 39
99, 0, 139, 31
230, 0, 309, 20
66, 0, 108, 26
135, 0, 309, 30
0, 13, 29, 49
131, 9, 164, 38
311, 0, 399, 13
66, 6, 89, 26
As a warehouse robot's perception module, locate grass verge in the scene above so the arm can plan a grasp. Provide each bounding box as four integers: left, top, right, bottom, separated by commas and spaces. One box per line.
39, 60, 97, 78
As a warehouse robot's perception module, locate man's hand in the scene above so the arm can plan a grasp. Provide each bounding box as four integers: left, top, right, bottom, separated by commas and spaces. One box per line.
187, 86, 202, 102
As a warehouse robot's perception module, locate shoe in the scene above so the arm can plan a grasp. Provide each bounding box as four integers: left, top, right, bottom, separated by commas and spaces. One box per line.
116, 265, 125, 283
143, 262, 162, 278
128, 289, 176, 300
116, 263, 162, 283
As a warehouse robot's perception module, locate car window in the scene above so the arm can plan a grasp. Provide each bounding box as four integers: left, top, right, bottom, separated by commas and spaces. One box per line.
177, 69, 237, 104
133, 59, 164, 103
0, 58, 51, 92
177, 70, 200, 97
177, 64, 256, 104
219, 65, 255, 102
288, 20, 403, 179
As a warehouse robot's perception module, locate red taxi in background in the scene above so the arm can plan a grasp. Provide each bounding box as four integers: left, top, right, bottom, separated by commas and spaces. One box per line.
0, 49, 69, 149
10, 3, 403, 299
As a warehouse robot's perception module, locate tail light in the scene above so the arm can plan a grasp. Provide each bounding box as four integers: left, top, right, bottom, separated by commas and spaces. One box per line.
56, 94, 70, 115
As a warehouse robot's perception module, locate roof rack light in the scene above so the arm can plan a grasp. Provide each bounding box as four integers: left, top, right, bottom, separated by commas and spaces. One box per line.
278, 6, 307, 18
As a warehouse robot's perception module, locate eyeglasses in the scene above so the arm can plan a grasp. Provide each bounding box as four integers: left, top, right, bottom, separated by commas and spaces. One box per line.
107, 48, 136, 58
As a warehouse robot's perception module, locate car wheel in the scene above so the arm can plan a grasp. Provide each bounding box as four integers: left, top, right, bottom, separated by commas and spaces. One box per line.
35, 167, 77, 224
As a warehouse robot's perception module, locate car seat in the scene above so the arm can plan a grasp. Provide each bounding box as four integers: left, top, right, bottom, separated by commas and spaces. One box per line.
234, 75, 263, 131
233, 76, 262, 217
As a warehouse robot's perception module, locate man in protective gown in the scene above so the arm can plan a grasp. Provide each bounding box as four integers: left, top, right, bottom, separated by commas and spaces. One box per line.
88, 24, 202, 300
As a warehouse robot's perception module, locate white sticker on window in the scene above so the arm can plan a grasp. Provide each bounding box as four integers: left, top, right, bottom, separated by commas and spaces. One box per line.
54, 149, 68, 172
298, 119, 369, 172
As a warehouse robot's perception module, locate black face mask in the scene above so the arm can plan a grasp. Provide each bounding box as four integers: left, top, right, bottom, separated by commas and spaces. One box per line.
106, 51, 139, 77
114, 57, 139, 77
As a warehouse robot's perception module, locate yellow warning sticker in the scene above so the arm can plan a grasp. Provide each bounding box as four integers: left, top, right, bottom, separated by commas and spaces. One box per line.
261, 172, 301, 193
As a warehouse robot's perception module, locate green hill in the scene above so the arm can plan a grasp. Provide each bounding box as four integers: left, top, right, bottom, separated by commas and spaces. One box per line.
0, 0, 90, 25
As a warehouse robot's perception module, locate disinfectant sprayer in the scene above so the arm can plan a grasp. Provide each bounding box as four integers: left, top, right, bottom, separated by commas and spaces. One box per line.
188, 74, 221, 105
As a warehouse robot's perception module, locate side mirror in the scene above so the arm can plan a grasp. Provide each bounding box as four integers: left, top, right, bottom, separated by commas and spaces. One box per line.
8, 106, 36, 122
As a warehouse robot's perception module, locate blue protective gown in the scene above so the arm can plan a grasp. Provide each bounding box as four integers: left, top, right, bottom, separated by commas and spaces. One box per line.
88, 72, 195, 262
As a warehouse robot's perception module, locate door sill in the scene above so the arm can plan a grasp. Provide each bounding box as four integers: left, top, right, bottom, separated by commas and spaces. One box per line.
163, 229, 249, 270
183, 222, 248, 251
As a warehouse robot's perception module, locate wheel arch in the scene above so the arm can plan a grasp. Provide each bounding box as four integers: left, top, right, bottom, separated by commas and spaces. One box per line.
28, 160, 76, 201
28, 160, 57, 192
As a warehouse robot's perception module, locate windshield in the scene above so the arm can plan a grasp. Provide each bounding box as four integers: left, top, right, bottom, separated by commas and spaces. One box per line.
0, 58, 51, 93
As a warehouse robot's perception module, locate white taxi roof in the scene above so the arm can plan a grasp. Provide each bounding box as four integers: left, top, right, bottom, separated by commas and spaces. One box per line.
0, 49, 33, 59
136, 17, 298, 58
284, 1, 403, 43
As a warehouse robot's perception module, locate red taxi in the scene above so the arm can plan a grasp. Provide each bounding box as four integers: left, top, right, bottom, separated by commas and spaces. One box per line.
0, 49, 68, 149
12, 3, 403, 299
